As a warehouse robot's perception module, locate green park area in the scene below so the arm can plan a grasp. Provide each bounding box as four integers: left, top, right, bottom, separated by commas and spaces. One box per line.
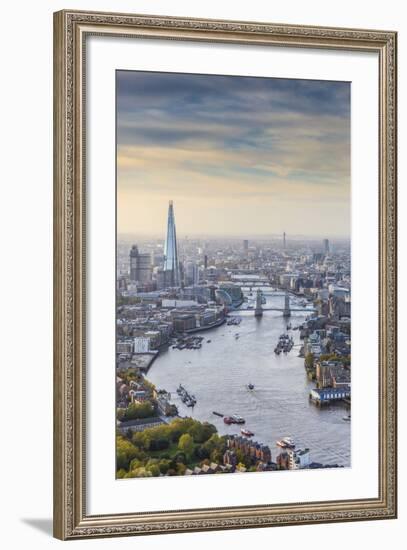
117, 417, 229, 478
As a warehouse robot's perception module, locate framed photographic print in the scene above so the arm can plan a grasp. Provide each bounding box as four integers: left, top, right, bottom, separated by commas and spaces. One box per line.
53, 10, 397, 540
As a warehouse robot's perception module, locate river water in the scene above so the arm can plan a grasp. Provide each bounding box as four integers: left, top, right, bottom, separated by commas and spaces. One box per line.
147, 290, 350, 466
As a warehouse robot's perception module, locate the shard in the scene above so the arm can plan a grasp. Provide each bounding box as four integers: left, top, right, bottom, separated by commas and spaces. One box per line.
163, 200, 180, 287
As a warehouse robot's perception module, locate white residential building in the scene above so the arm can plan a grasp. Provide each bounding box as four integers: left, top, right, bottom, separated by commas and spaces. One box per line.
287, 448, 311, 470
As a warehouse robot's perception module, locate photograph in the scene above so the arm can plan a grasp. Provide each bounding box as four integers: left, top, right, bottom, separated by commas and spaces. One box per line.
115, 70, 352, 480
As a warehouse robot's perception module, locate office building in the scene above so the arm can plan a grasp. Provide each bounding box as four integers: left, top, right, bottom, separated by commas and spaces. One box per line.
243, 239, 249, 254
129, 245, 152, 283
163, 200, 180, 287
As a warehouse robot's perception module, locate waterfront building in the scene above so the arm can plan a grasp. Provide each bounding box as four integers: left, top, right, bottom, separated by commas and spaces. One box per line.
276, 451, 290, 470
306, 332, 322, 357
162, 299, 198, 308
116, 340, 133, 354
218, 283, 244, 308
154, 389, 178, 416
129, 245, 152, 283
316, 361, 350, 389
227, 435, 271, 464
181, 285, 211, 303
144, 330, 161, 350
172, 313, 197, 332
287, 448, 311, 469
163, 201, 180, 287
197, 308, 217, 327
133, 336, 151, 353
215, 288, 233, 308
309, 386, 351, 405
223, 450, 237, 469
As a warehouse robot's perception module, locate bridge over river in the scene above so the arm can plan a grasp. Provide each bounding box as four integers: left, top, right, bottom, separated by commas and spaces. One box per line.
239, 288, 317, 317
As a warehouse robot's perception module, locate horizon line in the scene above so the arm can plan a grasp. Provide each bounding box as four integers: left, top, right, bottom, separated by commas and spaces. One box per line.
117, 232, 351, 240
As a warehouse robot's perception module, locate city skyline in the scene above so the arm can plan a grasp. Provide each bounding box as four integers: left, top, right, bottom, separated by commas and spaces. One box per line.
117, 71, 350, 238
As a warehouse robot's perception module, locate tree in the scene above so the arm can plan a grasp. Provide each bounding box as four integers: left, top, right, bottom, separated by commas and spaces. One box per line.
116, 436, 139, 470
194, 445, 210, 460
196, 434, 227, 463
122, 401, 155, 421
128, 467, 152, 478
178, 433, 194, 459
190, 421, 217, 443
132, 431, 151, 450
149, 437, 170, 452
146, 464, 160, 477
305, 352, 315, 370
176, 463, 187, 475
158, 460, 170, 475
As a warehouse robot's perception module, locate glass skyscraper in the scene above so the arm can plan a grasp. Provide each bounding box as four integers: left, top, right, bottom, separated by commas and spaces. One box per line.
163, 200, 180, 287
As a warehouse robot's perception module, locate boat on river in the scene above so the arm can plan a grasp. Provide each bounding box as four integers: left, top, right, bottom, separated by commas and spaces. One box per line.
276, 436, 296, 449
241, 428, 254, 437
177, 384, 197, 406
223, 414, 246, 425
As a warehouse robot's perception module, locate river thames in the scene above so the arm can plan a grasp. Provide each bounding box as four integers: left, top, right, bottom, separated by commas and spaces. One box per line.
147, 290, 350, 467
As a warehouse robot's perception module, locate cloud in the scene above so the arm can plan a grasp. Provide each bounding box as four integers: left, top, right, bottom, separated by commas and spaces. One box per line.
116, 70, 350, 237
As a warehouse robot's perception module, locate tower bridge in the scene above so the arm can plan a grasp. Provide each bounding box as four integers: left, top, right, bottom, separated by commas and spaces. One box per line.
245, 289, 316, 317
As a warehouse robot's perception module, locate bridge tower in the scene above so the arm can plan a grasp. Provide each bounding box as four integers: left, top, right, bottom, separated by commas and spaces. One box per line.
283, 290, 291, 317
254, 289, 263, 317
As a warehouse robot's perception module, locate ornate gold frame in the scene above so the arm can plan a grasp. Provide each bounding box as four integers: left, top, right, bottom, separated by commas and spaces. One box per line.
53, 9, 397, 540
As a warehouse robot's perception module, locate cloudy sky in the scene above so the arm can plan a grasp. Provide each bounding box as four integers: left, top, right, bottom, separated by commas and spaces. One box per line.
117, 70, 350, 238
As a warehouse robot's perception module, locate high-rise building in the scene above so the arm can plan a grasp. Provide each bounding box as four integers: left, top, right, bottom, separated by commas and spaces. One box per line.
129, 245, 152, 283
243, 239, 249, 254
283, 232, 286, 249
323, 238, 330, 254
185, 261, 199, 286
163, 200, 180, 287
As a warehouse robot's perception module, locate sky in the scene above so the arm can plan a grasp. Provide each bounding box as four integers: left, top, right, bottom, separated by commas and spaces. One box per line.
117, 70, 350, 238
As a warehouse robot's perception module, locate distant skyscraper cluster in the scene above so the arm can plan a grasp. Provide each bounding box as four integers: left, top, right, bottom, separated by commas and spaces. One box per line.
128, 201, 182, 290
